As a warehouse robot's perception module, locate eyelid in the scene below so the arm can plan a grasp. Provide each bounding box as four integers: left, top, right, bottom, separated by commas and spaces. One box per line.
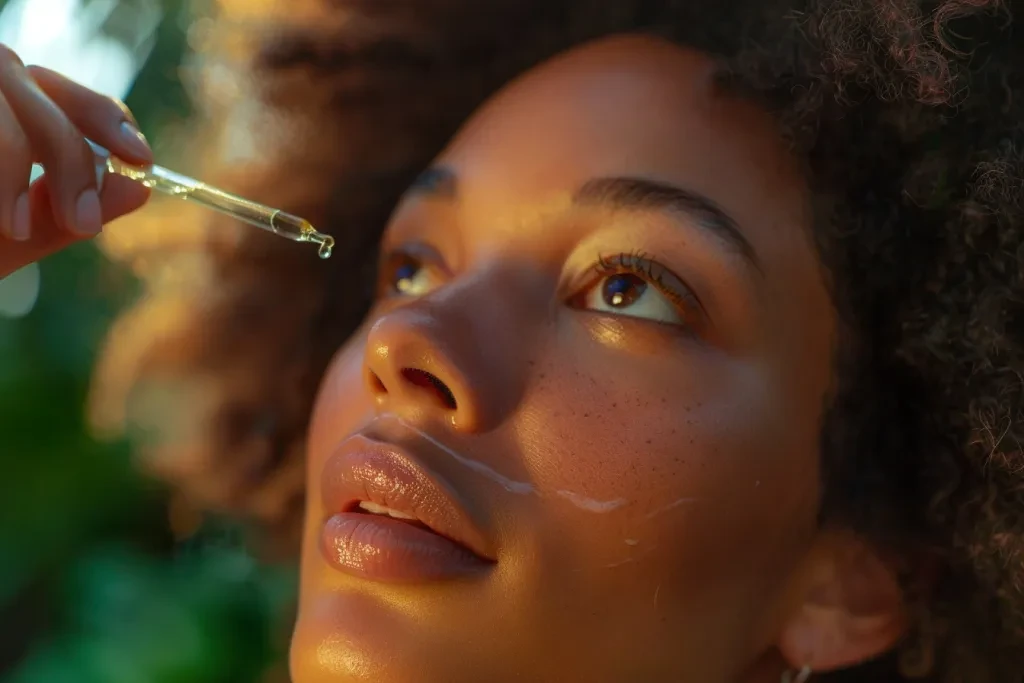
380, 241, 448, 271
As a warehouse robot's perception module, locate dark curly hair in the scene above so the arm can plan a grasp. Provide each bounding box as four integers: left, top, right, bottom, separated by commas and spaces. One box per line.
89, 1, 1024, 680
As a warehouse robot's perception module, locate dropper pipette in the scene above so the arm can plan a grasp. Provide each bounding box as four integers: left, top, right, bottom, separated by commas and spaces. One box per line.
85, 140, 334, 259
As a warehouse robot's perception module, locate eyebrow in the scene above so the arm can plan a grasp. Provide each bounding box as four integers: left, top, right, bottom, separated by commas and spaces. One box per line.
408, 166, 458, 198
406, 167, 761, 272
572, 177, 761, 272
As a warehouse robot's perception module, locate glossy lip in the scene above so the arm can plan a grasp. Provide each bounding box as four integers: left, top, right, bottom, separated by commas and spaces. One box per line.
319, 433, 495, 581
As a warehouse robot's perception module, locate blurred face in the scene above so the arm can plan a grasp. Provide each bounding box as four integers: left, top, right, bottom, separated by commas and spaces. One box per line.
292, 35, 836, 683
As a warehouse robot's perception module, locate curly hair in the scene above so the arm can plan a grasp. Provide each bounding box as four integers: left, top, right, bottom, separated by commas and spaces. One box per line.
89, 0, 1024, 680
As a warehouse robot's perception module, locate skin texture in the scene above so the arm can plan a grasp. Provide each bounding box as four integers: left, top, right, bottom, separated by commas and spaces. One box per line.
293, 36, 901, 683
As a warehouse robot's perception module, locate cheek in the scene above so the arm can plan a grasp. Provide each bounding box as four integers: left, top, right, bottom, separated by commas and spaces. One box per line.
307, 331, 374, 469
512, 344, 821, 600
300, 331, 376, 610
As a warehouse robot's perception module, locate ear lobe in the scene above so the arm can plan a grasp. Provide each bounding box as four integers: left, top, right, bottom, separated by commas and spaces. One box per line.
777, 534, 909, 673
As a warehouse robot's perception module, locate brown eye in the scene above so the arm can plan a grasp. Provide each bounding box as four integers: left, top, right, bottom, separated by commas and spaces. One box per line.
393, 255, 422, 294
602, 273, 648, 308
380, 250, 442, 298
573, 266, 684, 325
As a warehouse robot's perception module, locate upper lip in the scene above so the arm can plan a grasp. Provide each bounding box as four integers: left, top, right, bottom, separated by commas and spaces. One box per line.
320, 432, 494, 561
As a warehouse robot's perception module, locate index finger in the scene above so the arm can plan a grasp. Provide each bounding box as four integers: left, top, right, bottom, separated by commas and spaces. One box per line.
26, 65, 153, 167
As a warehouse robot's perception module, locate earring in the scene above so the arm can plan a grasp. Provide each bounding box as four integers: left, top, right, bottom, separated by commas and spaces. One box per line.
781, 666, 812, 683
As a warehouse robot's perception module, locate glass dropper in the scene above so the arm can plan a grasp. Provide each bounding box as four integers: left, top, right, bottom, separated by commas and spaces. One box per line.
85, 140, 334, 259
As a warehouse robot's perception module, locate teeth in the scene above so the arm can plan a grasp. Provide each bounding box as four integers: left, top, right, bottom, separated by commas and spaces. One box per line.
358, 501, 416, 520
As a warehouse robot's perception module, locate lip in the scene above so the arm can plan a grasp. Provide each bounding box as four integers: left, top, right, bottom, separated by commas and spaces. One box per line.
319, 433, 495, 582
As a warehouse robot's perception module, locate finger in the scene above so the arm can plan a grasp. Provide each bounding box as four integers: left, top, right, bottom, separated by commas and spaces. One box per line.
28, 172, 151, 242
0, 173, 151, 279
0, 179, 82, 278
0, 46, 103, 236
27, 65, 152, 167
93, 173, 151, 220
0, 91, 31, 242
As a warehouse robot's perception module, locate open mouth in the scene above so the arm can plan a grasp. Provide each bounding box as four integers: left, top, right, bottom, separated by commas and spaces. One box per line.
348, 500, 433, 531
320, 436, 495, 582
323, 502, 491, 582
343, 500, 490, 558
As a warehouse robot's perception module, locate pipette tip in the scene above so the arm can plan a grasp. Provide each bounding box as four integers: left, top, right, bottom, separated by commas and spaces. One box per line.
308, 231, 335, 259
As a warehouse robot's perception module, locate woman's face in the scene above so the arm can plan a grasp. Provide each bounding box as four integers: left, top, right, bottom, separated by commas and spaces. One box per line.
292, 35, 838, 683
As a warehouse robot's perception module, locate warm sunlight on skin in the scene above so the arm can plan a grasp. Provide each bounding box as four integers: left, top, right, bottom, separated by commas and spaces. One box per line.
291, 35, 900, 683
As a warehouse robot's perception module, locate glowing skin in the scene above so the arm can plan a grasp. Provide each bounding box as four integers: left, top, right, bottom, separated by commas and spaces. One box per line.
293, 35, 905, 683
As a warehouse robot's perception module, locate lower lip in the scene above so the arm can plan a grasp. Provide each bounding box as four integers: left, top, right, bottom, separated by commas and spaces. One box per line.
320, 513, 492, 582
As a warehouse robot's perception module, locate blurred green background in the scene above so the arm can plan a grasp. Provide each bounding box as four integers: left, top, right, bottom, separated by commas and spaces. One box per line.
0, 1, 296, 681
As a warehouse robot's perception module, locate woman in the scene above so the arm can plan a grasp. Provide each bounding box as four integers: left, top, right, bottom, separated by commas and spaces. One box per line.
2, 0, 1022, 681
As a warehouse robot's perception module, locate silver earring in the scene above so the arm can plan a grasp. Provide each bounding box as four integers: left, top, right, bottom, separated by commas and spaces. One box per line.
781, 666, 812, 683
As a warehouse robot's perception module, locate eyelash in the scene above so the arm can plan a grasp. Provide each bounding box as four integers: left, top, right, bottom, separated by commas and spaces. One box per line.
590, 250, 703, 316
377, 246, 704, 328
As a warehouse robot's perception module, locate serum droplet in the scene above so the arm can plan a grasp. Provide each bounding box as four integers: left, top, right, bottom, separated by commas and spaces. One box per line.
317, 236, 335, 259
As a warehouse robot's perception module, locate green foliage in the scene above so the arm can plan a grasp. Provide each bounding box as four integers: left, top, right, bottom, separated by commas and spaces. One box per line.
0, 3, 297, 681
7, 545, 294, 683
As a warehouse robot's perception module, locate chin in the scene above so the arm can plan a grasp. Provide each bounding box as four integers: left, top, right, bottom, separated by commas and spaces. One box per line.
288, 579, 493, 683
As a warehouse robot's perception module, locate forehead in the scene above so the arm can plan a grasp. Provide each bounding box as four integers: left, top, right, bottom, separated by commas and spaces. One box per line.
443, 38, 728, 184
435, 35, 811, 274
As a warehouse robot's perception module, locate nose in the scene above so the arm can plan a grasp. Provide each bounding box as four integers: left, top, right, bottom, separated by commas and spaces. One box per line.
363, 285, 528, 432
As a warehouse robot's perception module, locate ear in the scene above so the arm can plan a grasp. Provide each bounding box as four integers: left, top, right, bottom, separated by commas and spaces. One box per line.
777, 532, 908, 673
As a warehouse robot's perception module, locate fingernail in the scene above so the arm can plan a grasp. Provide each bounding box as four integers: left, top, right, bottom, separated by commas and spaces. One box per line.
75, 189, 102, 235
119, 120, 151, 159
11, 192, 30, 241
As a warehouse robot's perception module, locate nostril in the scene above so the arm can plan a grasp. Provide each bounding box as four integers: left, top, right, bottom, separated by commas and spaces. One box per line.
401, 368, 457, 410
368, 370, 386, 395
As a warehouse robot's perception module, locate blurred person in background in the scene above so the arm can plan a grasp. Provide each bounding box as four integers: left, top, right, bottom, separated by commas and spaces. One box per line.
2, 1, 1023, 682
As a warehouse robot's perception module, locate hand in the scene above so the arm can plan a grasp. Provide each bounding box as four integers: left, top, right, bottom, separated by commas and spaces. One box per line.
0, 43, 153, 279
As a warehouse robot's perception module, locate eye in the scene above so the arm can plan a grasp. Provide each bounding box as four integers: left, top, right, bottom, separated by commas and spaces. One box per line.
378, 248, 444, 298
579, 272, 683, 324
569, 252, 700, 327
